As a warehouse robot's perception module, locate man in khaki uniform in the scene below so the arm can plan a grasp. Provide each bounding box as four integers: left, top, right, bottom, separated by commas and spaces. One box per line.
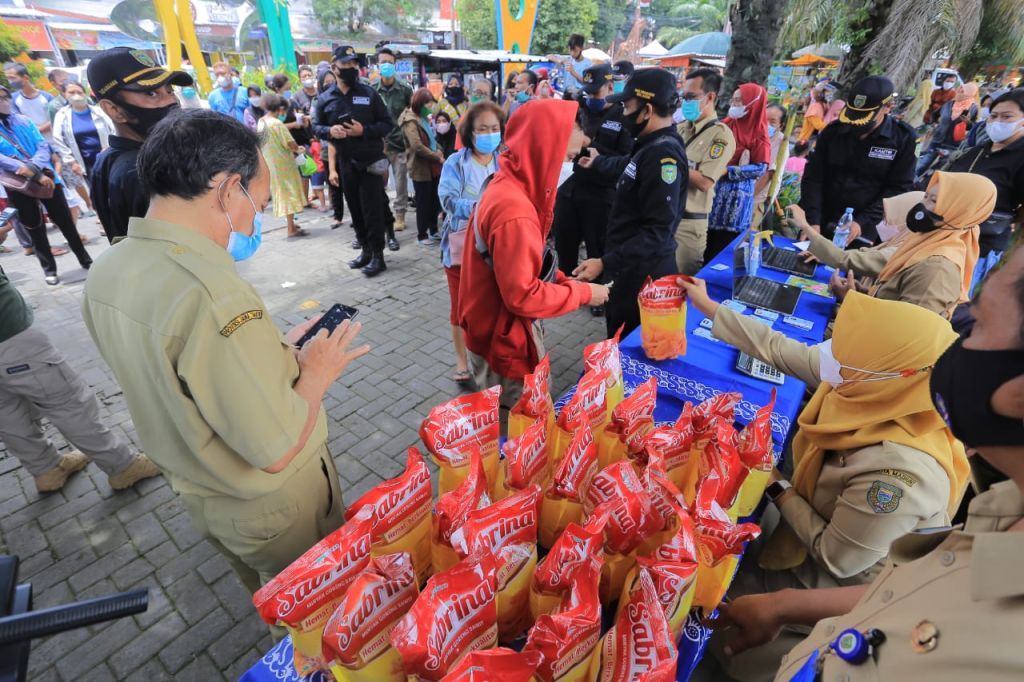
680, 280, 964, 682
704, 244, 1024, 682
675, 68, 736, 275
82, 110, 370, 594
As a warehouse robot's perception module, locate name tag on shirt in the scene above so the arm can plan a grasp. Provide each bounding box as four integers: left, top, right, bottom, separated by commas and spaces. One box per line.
868, 146, 896, 160
624, 162, 637, 179
601, 120, 622, 132
352, 96, 371, 105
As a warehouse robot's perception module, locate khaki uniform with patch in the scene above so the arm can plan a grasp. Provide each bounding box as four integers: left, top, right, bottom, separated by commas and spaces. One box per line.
675, 114, 736, 275
704, 307, 954, 682
82, 217, 344, 593
775, 480, 1024, 681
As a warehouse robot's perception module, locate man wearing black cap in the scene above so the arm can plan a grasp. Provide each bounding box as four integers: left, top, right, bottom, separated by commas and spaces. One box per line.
573, 68, 688, 337
612, 60, 634, 94
553, 63, 633, 316
314, 46, 395, 277
799, 75, 917, 245
87, 47, 191, 243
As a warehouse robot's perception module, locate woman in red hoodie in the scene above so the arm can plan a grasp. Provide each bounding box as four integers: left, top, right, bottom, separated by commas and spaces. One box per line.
458, 99, 610, 408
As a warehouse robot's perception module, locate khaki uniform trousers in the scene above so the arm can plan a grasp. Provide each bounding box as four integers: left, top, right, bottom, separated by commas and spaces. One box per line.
385, 148, 409, 221
0, 326, 136, 476
675, 217, 710, 276
180, 444, 346, 595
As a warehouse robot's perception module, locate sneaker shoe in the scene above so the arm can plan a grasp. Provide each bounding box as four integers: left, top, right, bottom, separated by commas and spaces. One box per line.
44, 275, 59, 286
34, 451, 89, 493
417, 238, 434, 246
429, 233, 441, 244
107, 453, 161, 490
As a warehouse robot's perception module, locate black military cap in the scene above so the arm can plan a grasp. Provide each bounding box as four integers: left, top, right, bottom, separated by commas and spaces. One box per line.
86, 47, 192, 99
608, 67, 679, 108
332, 45, 362, 64
612, 60, 634, 79
839, 75, 897, 126
581, 63, 614, 95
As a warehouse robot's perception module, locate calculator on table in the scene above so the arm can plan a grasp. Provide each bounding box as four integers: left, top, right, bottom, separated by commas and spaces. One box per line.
736, 352, 785, 385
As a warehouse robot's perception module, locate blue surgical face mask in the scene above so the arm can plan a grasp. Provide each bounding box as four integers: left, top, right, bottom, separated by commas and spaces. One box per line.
585, 96, 605, 112
516, 90, 530, 104
182, 87, 197, 99
222, 180, 263, 262
380, 63, 396, 79
282, 90, 291, 100
474, 131, 501, 154
767, 124, 777, 138
680, 98, 702, 122
612, 80, 625, 94
232, 76, 241, 87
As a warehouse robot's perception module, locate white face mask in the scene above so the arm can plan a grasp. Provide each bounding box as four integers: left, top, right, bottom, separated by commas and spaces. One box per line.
978, 106, 990, 121
876, 219, 902, 243
217, 76, 231, 88
301, 78, 316, 89
672, 107, 686, 124
728, 104, 747, 119
435, 121, 451, 134
942, 81, 955, 91
817, 339, 924, 387
987, 119, 1023, 144
557, 161, 574, 188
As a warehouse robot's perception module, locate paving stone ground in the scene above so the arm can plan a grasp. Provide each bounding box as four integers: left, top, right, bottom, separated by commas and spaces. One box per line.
0, 201, 605, 681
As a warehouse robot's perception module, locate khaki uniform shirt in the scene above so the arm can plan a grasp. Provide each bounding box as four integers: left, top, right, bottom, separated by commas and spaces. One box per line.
713, 307, 952, 586
679, 114, 736, 216
81, 217, 327, 499
807, 231, 962, 317
775, 480, 1024, 681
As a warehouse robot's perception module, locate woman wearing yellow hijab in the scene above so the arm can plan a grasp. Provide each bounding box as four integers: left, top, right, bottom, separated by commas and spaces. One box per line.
788, 172, 996, 316
681, 283, 970, 682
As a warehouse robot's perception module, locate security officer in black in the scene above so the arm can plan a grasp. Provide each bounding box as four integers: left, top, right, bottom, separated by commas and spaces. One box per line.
573, 68, 687, 337
799, 75, 917, 245
553, 63, 633, 314
314, 46, 394, 276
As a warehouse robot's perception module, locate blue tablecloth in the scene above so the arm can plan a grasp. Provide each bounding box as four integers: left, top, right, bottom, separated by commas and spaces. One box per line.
242, 233, 835, 682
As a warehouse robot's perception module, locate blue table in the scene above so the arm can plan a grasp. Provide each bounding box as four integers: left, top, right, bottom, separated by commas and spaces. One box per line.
242, 234, 835, 682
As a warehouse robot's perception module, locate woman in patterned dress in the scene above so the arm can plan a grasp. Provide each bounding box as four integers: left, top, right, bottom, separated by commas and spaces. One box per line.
258, 93, 307, 237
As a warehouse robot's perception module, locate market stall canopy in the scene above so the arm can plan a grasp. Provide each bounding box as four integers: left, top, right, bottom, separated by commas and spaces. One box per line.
582, 47, 612, 62
637, 40, 668, 58
665, 31, 730, 58
793, 43, 845, 59
784, 54, 839, 67
693, 57, 726, 69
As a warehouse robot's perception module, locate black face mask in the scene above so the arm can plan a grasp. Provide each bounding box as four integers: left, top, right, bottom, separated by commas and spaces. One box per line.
336, 67, 359, 88
622, 106, 649, 138
115, 99, 180, 137
446, 86, 464, 102
906, 202, 945, 233
930, 336, 1024, 446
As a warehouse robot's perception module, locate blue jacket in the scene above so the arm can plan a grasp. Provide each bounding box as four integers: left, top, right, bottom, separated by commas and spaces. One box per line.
0, 113, 61, 184
438, 147, 498, 268
208, 86, 247, 122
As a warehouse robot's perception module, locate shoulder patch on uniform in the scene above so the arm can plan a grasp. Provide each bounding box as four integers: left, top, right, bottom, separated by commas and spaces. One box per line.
709, 140, 727, 159
878, 469, 918, 487
660, 159, 678, 184
601, 120, 622, 131
867, 480, 903, 513
220, 310, 264, 337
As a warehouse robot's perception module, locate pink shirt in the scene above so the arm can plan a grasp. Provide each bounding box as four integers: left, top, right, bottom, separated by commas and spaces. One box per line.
785, 156, 808, 175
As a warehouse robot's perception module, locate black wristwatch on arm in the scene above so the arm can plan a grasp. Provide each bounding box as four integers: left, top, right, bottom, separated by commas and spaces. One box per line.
765, 480, 792, 505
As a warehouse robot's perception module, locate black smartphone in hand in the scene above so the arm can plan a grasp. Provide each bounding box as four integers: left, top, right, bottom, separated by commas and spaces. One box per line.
296, 303, 359, 348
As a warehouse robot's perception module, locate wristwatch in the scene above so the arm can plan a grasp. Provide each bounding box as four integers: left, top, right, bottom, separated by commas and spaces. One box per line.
765, 480, 792, 504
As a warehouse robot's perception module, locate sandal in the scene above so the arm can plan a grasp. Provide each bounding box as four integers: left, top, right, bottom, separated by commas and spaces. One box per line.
453, 369, 472, 384
287, 228, 310, 239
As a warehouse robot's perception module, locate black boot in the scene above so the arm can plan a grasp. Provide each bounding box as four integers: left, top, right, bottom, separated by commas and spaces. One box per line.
348, 250, 372, 269
386, 224, 400, 252
361, 251, 386, 277
349, 238, 363, 250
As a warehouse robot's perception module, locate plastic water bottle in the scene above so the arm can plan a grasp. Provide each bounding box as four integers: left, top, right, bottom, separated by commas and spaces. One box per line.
745, 231, 761, 278
833, 208, 854, 249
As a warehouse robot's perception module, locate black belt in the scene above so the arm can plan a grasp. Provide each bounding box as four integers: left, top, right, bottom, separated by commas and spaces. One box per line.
682, 211, 708, 220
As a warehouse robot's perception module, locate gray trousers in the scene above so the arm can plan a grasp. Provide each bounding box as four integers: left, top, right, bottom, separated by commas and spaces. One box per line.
385, 148, 408, 219
0, 326, 134, 476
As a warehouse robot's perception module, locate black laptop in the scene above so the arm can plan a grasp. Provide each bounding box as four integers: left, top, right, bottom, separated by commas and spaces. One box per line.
732, 239, 802, 316
762, 243, 816, 277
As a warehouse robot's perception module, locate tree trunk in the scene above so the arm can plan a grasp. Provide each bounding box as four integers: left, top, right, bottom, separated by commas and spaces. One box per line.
835, 0, 894, 93
719, 0, 791, 117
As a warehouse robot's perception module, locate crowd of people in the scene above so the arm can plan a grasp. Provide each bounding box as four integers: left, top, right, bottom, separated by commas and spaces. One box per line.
0, 34, 1022, 682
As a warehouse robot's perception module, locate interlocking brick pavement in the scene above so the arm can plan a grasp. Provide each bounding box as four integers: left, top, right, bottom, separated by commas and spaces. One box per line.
0, 204, 605, 680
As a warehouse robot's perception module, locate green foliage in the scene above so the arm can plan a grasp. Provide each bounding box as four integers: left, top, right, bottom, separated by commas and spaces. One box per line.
0, 20, 29, 63
312, 0, 434, 36
650, 0, 728, 50
593, 0, 632, 46
457, 0, 496, 49
532, 0, 599, 54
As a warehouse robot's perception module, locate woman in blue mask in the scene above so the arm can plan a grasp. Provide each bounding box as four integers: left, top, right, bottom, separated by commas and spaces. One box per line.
437, 101, 506, 384
258, 93, 307, 238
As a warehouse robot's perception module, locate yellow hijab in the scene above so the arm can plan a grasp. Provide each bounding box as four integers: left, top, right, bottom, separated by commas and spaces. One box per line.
760, 292, 969, 570
873, 171, 995, 304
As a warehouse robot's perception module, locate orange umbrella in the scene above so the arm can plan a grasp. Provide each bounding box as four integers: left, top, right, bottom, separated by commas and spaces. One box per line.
784, 54, 839, 67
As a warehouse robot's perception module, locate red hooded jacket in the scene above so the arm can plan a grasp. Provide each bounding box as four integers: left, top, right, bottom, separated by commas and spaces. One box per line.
458, 99, 593, 380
